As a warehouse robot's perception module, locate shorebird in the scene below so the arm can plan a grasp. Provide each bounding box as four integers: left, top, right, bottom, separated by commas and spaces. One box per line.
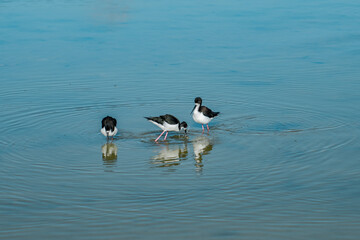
101, 116, 118, 141
191, 97, 219, 132
145, 114, 188, 142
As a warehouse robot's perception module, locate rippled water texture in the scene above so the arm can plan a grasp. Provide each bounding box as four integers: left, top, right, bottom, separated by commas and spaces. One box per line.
1, 0, 360, 239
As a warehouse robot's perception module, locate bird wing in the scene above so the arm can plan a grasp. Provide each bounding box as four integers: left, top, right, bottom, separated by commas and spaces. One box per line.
161, 114, 180, 125
200, 106, 220, 118
102, 118, 116, 131
145, 116, 164, 125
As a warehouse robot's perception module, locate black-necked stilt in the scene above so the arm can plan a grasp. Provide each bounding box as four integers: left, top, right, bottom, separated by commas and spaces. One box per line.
145, 114, 188, 142
101, 116, 118, 141
191, 97, 219, 132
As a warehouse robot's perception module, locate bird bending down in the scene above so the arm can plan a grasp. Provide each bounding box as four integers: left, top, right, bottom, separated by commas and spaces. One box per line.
145, 114, 188, 142
191, 97, 219, 132
101, 116, 118, 141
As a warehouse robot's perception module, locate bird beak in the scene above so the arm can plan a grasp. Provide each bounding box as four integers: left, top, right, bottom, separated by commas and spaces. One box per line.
190, 105, 196, 115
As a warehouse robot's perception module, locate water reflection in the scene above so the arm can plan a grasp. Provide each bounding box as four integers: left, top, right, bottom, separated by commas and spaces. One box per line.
102, 143, 118, 166
192, 135, 214, 171
151, 142, 188, 168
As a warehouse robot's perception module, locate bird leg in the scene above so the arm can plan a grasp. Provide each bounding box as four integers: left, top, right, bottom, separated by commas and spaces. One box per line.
207, 124, 210, 132
155, 130, 166, 142
202, 125, 205, 133
164, 131, 168, 140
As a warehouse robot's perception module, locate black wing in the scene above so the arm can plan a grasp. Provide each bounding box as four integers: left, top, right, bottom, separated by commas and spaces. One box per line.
145, 116, 165, 125
200, 106, 220, 118
161, 114, 180, 125
145, 114, 180, 125
102, 116, 116, 131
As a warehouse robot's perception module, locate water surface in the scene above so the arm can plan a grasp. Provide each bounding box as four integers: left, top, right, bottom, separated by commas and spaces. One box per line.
1, 0, 360, 239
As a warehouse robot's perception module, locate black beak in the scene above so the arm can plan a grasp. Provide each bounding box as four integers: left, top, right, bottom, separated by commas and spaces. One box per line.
190, 105, 196, 115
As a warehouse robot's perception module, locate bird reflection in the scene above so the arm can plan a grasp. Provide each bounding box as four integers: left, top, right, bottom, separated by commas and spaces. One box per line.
102, 142, 118, 166
151, 143, 188, 168
192, 135, 213, 171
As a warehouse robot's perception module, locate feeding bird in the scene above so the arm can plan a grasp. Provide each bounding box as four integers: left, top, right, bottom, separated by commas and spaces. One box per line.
101, 116, 118, 141
191, 97, 219, 132
145, 114, 188, 142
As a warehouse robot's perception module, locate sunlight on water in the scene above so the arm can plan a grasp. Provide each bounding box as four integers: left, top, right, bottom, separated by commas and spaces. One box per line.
1, 0, 360, 239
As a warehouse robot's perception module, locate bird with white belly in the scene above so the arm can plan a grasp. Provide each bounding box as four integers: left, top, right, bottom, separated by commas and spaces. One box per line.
191, 97, 219, 132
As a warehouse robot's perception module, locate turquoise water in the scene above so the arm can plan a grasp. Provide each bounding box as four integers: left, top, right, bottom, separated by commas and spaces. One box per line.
1, 0, 360, 239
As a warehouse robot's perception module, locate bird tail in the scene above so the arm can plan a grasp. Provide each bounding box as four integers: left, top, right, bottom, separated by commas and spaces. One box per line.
213, 112, 220, 117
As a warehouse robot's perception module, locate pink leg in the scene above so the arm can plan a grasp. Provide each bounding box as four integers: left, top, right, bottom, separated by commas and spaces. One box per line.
155, 130, 166, 142
164, 131, 168, 140
207, 124, 210, 132
202, 125, 205, 133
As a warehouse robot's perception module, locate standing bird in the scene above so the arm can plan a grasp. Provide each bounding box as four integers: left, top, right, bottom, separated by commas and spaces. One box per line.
191, 97, 219, 132
145, 114, 188, 142
101, 116, 118, 141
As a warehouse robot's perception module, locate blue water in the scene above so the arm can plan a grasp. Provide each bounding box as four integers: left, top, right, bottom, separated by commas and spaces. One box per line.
1, 0, 360, 239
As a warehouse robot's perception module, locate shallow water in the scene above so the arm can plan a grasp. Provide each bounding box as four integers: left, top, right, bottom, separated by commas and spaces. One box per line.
1, 0, 360, 239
